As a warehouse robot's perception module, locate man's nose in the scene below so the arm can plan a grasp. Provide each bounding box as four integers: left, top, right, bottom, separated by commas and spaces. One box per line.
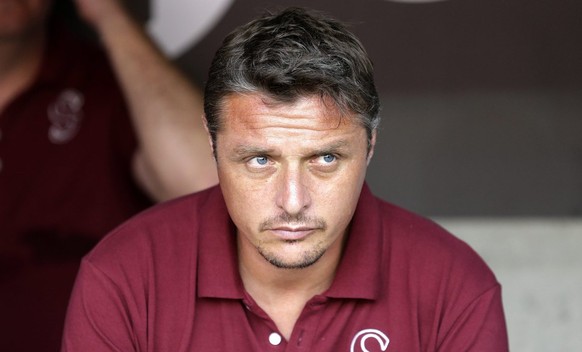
275, 165, 312, 216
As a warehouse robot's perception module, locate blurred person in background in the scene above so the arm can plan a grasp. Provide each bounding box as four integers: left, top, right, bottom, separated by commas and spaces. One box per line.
0, 0, 217, 350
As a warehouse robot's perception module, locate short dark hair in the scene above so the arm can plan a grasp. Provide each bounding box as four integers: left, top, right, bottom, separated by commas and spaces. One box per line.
204, 7, 380, 149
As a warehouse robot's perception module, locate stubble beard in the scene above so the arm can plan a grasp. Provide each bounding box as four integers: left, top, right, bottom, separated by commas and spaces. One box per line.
257, 212, 328, 269
257, 240, 327, 269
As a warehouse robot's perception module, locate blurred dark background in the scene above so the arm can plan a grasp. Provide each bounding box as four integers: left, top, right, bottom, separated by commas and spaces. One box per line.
61, 0, 582, 216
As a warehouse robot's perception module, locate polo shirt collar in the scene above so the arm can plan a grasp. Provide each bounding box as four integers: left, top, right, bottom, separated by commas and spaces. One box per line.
324, 183, 383, 300
196, 183, 384, 301
197, 186, 246, 299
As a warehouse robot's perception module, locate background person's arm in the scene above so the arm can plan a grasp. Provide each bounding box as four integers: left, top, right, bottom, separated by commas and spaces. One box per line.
74, 0, 218, 202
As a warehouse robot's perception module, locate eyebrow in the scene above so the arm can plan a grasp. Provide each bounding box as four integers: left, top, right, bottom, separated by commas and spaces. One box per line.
234, 139, 352, 157
312, 140, 351, 155
232, 145, 276, 158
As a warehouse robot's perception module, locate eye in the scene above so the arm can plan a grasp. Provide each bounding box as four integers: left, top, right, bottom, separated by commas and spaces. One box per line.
322, 154, 336, 163
311, 153, 339, 171
247, 155, 270, 168
255, 156, 268, 165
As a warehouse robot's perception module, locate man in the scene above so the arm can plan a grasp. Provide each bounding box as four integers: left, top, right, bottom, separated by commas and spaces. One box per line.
62, 7, 509, 351
1, 0, 216, 350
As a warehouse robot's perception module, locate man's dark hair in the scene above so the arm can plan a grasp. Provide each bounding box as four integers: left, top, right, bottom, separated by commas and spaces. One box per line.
204, 7, 380, 150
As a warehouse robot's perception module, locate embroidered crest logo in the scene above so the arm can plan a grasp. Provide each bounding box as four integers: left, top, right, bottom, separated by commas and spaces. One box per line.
47, 89, 84, 144
350, 329, 390, 352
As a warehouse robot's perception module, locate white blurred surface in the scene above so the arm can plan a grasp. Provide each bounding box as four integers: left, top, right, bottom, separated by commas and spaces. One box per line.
437, 218, 582, 352
147, 0, 234, 58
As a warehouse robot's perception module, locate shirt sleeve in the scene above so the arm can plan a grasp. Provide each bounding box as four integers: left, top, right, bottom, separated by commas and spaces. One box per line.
61, 259, 138, 352
437, 284, 509, 352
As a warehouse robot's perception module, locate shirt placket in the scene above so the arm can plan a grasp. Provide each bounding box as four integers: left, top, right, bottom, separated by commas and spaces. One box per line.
242, 295, 329, 351
285, 295, 328, 351
242, 298, 288, 350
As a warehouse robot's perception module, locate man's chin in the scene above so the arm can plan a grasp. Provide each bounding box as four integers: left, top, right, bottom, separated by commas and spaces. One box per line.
259, 248, 326, 270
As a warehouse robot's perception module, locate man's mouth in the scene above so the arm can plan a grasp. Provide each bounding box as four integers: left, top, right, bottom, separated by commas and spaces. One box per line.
268, 226, 317, 241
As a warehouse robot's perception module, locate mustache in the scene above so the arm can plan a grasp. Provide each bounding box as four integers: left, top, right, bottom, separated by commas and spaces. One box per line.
259, 212, 327, 231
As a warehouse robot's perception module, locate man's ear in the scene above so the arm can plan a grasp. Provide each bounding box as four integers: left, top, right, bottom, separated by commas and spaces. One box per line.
366, 129, 377, 166
202, 114, 216, 158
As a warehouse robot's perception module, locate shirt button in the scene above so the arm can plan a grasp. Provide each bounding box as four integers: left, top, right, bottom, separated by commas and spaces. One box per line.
268, 332, 282, 346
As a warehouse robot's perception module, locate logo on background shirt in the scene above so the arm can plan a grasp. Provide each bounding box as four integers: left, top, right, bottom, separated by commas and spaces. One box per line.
47, 89, 84, 144
350, 329, 390, 352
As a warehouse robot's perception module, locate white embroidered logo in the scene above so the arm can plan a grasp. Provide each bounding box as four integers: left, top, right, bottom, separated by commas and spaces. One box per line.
350, 329, 390, 352
47, 89, 84, 144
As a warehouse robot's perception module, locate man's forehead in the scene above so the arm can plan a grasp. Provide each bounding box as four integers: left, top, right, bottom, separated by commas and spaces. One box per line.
219, 93, 356, 126
214, 93, 369, 153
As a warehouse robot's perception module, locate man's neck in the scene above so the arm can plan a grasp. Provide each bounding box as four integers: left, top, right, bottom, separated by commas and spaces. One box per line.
237, 234, 345, 340
0, 30, 45, 113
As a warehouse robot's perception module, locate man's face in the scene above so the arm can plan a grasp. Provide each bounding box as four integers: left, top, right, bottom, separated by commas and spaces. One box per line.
215, 93, 375, 269
0, 0, 51, 40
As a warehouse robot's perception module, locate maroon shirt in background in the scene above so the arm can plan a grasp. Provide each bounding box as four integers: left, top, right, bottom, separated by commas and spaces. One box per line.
62, 184, 509, 352
0, 25, 151, 351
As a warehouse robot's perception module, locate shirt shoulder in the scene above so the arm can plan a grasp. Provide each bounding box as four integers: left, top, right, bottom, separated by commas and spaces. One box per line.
84, 186, 222, 273
376, 196, 500, 294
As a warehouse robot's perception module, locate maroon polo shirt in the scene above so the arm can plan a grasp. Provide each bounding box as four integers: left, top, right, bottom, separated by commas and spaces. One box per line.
62, 184, 508, 351
0, 25, 151, 351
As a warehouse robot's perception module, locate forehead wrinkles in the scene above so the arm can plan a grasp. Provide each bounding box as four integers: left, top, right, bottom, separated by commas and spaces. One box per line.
220, 93, 355, 132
